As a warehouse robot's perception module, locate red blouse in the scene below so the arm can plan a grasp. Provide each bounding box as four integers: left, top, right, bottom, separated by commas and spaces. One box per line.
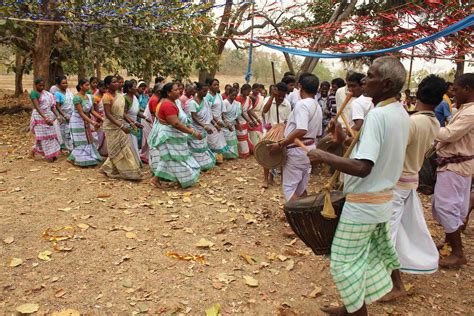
157, 100, 179, 121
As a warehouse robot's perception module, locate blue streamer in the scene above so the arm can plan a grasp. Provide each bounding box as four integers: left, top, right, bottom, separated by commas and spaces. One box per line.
245, 42, 253, 83
254, 14, 474, 58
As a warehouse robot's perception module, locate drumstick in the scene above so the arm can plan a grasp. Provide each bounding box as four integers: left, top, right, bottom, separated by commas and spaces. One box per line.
294, 138, 309, 153
340, 113, 355, 138
334, 92, 353, 121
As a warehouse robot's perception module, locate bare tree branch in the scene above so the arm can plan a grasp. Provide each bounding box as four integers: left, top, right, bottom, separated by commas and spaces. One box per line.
0, 35, 33, 52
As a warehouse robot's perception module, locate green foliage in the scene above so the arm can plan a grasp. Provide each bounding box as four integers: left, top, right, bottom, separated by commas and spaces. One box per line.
0, 0, 220, 81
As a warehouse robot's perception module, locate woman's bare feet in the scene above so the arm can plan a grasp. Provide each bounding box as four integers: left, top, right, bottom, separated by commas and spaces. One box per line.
262, 179, 269, 189
28, 150, 35, 159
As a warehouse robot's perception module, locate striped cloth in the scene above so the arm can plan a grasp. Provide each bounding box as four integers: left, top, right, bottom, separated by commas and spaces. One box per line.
30, 91, 61, 159
55, 89, 74, 151
188, 132, 216, 171
150, 123, 201, 188
67, 94, 102, 167
331, 217, 400, 313
223, 99, 241, 160
187, 99, 216, 170
149, 101, 200, 188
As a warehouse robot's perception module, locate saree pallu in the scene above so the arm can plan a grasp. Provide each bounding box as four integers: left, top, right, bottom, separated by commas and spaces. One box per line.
126, 95, 141, 164
67, 95, 102, 167
149, 122, 201, 188
235, 121, 253, 158
139, 106, 153, 164
56, 90, 74, 151
92, 97, 108, 156
101, 93, 143, 180
148, 120, 160, 173
30, 91, 61, 159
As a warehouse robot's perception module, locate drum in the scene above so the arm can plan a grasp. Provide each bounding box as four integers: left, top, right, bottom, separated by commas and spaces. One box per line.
254, 139, 286, 169
284, 191, 345, 255
418, 148, 437, 195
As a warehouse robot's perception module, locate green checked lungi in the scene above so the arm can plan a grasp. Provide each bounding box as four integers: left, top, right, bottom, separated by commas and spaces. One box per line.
330, 217, 400, 313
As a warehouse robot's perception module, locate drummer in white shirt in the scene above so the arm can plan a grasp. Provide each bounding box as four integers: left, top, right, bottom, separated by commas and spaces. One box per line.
347, 72, 374, 131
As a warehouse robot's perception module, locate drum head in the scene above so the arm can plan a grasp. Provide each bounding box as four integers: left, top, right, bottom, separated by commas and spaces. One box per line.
254, 140, 285, 169
317, 134, 344, 157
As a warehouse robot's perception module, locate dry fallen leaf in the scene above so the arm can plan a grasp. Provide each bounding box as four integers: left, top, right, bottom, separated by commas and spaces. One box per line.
240, 253, 257, 265
243, 275, 259, 287
16, 303, 39, 314
96, 193, 111, 198
309, 286, 322, 298
182, 197, 192, 203
286, 260, 295, 271
55, 289, 66, 298
8, 257, 23, 267
125, 232, 137, 239
57, 207, 72, 212
38, 250, 52, 261
51, 309, 81, 316
77, 223, 90, 230
195, 238, 214, 249
3, 236, 14, 244
205, 303, 221, 316
137, 302, 149, 313
404, 283, 414, 292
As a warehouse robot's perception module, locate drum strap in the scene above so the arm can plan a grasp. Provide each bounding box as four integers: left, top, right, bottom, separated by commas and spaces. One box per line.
345, 190, 393, 204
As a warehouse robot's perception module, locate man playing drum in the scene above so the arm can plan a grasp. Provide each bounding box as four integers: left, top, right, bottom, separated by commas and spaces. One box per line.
381, 75, 444, 302
269, 74, 323, 201
261, 82, 292, 188
432, 73, 474, 268
307, 56, 410, 315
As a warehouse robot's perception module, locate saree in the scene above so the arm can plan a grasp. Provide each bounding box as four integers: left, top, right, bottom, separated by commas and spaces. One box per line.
205, 92, 229, 154
54, 89, 74, 151
125, 95, 141, 164
137, 93, 149, 148
92, 94, 108, 156
149, 101, 201, 188
187, 99, 216, 170
67, 94, 102, 167
100, 93, 143, 180
140, 105, 154, 164
29, 90, 61, 159
248, 95, 263, 145
236, 96, 253, 158
222, 99, 241, 159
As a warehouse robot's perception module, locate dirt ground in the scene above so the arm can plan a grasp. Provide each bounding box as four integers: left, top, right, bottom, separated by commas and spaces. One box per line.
0, 99, 473, 314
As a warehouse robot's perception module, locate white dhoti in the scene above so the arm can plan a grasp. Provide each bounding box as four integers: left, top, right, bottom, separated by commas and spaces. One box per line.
282, 145, 315, 201
390, 188, 438, 274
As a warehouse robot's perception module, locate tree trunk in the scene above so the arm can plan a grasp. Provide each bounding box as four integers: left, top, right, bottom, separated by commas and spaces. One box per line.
455, 55, 464, 79
143, 58, 152, 85
297, 0, 357, 76
14, 51, 26, 97
32, 24, 57, 89
94, 57, 101, 80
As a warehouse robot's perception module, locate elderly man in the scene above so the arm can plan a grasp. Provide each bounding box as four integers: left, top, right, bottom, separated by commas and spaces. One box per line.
308, 57, 410, 315
432, 73, 474, 268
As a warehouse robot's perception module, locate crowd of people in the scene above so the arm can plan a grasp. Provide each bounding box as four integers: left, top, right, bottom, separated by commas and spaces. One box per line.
27, 58, 473, 315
